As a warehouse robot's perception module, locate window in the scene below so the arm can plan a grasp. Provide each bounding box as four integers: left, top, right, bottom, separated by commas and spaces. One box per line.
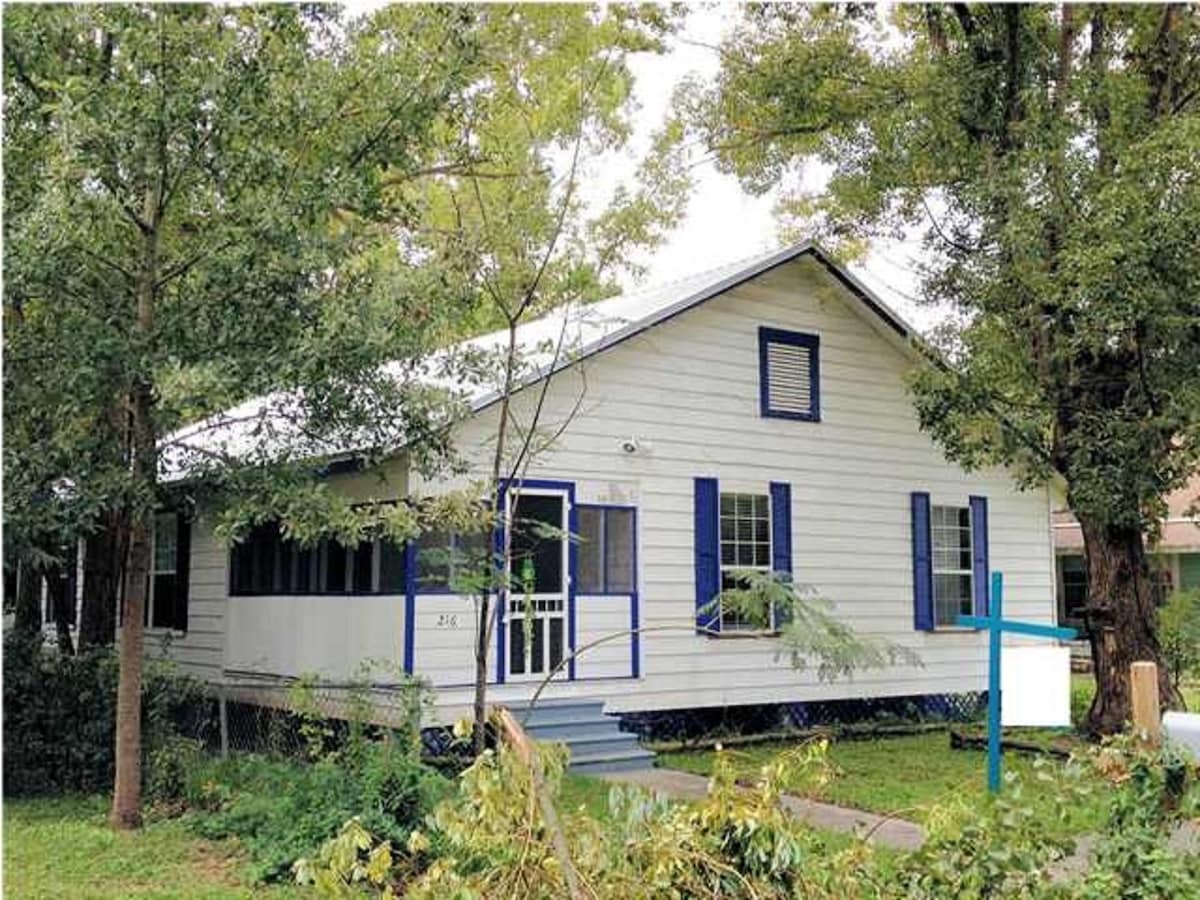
149, 512, 189, 631
1060, 555, 1088, 624
1151, 562, 1175, 607
759, 327, 820, 421
932, 505, 973, 628
229, 522, 408, 595
719, 492, 772, 630
577, 506, 635, 594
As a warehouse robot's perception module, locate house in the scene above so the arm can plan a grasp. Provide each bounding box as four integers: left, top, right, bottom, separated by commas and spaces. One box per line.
1054, 472, 1200, 629
132, 242, 1058, 761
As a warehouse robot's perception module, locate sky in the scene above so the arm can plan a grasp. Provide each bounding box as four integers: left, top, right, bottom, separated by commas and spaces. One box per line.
612, 6, 935, 331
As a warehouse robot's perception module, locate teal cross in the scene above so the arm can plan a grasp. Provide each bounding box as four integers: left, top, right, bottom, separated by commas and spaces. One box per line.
957, 571, 1078, 793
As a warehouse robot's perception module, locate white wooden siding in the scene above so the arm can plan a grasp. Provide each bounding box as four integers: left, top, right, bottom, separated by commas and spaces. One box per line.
225, 593, 403, 679
165, 256, 1055, 724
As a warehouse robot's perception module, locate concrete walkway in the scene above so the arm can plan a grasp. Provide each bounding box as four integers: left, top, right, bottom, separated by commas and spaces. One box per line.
602, 766, 1200, 870
600, 768, 925, 851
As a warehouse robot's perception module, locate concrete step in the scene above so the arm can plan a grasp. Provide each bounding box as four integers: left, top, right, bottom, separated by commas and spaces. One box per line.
525, 717, 623, 741
570, 746, 657, 775
503, 697, 654, 773
561, 731, 644, 757
511, 702, 608, 729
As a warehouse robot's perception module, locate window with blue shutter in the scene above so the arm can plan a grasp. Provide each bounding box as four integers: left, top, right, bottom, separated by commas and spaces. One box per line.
911, 492, 934, 631
759, 327, 820, 421
694, 478, 719, 633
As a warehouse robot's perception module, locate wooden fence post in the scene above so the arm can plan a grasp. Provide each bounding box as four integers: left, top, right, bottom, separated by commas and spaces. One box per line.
1130, 661, 1162, 743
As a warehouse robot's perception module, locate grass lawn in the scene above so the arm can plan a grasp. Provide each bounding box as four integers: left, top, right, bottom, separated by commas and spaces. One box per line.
560, 772, 618, 821
3, 795, 305, 900
659, 730, 1108, 836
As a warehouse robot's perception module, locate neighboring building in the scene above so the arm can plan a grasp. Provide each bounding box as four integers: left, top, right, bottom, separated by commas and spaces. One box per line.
127, 242, 1058, 748
1054, 474, 1200, 628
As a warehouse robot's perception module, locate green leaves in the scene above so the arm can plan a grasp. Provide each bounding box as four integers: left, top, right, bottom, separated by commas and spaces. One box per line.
710, 570, 923, 681
687, 5, 1200, 535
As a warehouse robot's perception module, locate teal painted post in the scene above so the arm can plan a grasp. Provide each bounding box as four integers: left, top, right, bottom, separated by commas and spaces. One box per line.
957, 572, 1077, 795
987, 571, 1003, 793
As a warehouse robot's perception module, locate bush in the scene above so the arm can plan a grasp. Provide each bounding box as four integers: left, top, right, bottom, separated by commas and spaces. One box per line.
1159, 589, 1200, 698
298, 731, 1200, 900
188, 738, 449, 882
2, 631, 212, 796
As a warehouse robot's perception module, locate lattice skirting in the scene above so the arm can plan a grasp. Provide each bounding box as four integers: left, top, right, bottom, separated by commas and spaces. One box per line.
614, 692, 987, 743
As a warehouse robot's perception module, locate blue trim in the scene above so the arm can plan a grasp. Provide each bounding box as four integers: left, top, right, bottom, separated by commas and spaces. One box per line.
492, 507, 505, 684
567, 489, 578, 681
770, 482, 793, 628
969, 495, 989, 617
694, 478, 720, 632
911, 492, 934, 631
630, 508, 640, 678
758, 326, 821, 422
496, 478, 577, 683
403, 540, 417, 674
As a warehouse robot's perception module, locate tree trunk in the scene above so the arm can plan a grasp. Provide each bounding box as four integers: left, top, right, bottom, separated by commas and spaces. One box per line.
111, 179, 160, 830
13, 561, 43, 634
79, 512, 125, 650
1081, 515, 1176, 735
112, 503, 150, 829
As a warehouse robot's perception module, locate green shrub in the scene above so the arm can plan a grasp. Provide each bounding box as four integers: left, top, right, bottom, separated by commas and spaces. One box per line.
2, 631, 212, 796
1159, 589, 1200, 698
189, 739, 449, 882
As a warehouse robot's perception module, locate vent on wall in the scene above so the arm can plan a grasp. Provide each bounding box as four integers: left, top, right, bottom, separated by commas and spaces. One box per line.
759, 327, 820, 421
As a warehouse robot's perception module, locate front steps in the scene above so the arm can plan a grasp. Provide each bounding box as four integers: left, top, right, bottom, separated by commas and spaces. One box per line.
510, 698, 655, 774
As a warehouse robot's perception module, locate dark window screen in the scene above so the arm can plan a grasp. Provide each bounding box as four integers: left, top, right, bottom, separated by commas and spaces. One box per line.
352, 540, 374, 593
510, 494, 563, 595
324, 539, 347, 592
379, 540, 407, 593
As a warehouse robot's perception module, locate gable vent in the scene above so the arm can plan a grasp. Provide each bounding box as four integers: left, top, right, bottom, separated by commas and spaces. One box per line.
759, 327, 820, 421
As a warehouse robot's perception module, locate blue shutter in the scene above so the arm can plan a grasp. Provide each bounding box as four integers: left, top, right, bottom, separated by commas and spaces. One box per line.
694, 478, 719, 633
911, 492, 934, 631
969, 495, 989, 617
770, 481, 793, 628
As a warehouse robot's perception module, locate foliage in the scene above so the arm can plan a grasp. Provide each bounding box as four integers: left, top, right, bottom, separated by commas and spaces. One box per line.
1073, 734, 1200, 898
1158, 590, 1200, 697
1, 632, 210, 797
683, 1, 1200, 733
894, 759, 1084, 898
713, 570, 923, 680
186, 741, 448, 883
662, 730, 1108, 837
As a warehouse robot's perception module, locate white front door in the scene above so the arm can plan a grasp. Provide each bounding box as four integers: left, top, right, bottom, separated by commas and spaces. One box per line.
506, 488, 569, 681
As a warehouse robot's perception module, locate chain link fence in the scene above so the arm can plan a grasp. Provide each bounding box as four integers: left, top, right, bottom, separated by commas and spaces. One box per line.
202, 676, 448, 762
185, 678, 986, 762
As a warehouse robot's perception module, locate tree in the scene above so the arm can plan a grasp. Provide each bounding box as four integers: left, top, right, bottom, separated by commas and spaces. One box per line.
381, 4, 690, 752
3, 4, 479, 827
685, 3, 1200, 734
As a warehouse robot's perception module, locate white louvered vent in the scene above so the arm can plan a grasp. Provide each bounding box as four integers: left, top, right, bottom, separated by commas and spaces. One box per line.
765, 339, 814, 416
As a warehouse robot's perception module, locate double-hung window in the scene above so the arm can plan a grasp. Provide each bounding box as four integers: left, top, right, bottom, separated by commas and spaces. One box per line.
149, 511, 189, 631
931, 505, 973, 628
719, 492, 772, 630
